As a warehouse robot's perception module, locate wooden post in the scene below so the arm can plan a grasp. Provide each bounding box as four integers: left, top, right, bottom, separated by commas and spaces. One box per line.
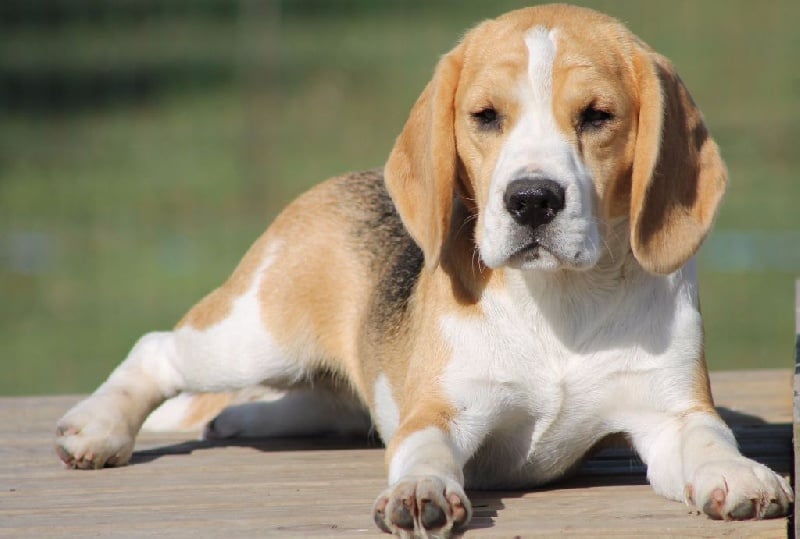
794, 279, 800, 538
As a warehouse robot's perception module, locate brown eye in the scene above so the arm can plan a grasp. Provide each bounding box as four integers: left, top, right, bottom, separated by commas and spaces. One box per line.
471, 107, 502, 131
579, 106, 613, 132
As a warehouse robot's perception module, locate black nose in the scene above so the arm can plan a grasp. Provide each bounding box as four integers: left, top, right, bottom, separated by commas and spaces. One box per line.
503, 178, 565, 228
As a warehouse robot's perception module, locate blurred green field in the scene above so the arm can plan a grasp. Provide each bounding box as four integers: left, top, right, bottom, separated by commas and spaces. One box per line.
1, 0, 799, 395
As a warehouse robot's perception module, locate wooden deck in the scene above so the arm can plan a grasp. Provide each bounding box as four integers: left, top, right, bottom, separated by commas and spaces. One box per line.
1, 369, 793, 538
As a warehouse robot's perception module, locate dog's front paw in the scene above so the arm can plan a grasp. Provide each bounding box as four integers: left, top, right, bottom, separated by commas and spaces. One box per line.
372, 476, 471, 538
55, 396, 136, 469
686, 458, 793, 520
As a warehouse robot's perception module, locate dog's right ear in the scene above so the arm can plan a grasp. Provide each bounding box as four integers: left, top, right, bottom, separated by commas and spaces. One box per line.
384, 44, 464, 270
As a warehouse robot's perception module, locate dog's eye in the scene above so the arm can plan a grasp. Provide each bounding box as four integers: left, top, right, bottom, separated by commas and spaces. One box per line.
471, 107, 502, 131
579, 106, 613, 132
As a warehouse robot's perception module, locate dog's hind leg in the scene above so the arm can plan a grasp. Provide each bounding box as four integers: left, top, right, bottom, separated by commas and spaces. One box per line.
55, 175, 378, 469
55, 235, 329, 468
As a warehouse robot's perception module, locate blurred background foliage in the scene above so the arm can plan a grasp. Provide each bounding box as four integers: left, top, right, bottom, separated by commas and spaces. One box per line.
1, 0, 799, 395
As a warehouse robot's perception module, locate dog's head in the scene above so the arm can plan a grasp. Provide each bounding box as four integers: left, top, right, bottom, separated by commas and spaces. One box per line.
384, 4, 727, 275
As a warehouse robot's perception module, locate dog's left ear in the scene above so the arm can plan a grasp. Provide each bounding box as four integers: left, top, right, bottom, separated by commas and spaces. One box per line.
629, 47, 727, 275
384, 43, 464, 270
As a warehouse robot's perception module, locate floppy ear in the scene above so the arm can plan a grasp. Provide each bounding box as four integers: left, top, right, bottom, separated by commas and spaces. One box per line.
384, 44, 463, 270
629, 48, 727, 275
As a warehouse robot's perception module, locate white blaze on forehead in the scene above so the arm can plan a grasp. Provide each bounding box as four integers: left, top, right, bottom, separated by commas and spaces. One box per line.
524, 26, 557, 108
492, 26, 565, 183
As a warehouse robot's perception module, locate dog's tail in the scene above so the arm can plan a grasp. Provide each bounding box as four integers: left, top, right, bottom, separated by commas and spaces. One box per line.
142, 387, 282, 432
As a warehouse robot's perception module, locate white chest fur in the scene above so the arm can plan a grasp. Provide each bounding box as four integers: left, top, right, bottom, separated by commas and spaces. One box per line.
439, 257, 703, 488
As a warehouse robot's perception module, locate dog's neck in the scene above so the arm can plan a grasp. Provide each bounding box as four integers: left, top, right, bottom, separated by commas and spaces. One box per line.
501, 217, 685, 344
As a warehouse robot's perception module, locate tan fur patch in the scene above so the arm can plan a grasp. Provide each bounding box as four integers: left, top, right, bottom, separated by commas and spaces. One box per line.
257, 175, 387, 401
384, 397, 458, 469
177, 233, 273, 330
178, 393, 235, 430
690, 350, 717, 414
629, 49, 727, 275
384, 45, 462, 269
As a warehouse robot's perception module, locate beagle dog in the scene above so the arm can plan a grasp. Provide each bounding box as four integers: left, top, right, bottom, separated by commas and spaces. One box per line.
56, 4, 793, 537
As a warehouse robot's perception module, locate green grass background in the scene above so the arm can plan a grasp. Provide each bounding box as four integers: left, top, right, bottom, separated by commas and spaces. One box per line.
2, 0, 799, 395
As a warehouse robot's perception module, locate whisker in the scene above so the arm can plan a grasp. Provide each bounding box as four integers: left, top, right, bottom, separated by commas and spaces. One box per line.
471, 247, 482, 276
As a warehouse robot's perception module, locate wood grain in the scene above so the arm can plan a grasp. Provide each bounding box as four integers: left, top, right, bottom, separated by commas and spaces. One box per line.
0, 370, 792, 538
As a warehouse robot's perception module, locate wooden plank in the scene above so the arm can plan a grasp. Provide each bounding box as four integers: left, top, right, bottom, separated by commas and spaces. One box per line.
0, 372, 793, 538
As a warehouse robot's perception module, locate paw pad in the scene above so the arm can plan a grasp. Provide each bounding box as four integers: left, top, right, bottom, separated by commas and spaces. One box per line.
372, 476, 472, 537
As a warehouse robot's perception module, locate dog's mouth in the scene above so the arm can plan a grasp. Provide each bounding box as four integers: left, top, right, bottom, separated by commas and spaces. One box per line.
504, 235, 598, 272
507, 239, 549, 266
